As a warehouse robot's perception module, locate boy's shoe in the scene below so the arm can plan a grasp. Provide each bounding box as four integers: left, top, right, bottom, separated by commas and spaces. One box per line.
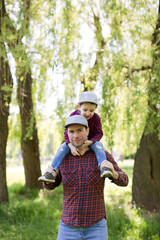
100, 167, 113, 178
38, 170, 57, 183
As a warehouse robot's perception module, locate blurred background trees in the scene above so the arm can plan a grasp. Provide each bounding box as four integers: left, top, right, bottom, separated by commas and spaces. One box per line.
0, 0, 159, 211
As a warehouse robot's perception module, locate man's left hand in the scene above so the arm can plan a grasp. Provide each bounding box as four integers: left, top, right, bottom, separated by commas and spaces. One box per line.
100, 160, 119, 179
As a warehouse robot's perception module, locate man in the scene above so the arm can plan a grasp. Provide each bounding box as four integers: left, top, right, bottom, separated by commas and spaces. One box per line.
43, 115, 129, 240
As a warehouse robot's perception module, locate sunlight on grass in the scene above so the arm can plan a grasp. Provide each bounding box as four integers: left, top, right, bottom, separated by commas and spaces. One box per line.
6, 163, 49, 186
104, 160, 133, 209
7, 167, 25, 186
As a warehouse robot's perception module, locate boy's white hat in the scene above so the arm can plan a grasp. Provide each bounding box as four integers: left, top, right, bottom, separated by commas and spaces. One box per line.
78, 91, 98, 105
65, 115, 88, 128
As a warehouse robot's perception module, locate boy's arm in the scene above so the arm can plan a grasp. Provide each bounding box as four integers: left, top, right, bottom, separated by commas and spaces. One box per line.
64, 128, 70, 144
82, 140, 94, 148
89, 113, 103, 142
68, 143, 80, 156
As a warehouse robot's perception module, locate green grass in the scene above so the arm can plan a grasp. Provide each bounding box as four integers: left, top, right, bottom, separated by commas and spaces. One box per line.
105, 160, 160, 240
0, 184, 63, 240
0, 160, 159, 240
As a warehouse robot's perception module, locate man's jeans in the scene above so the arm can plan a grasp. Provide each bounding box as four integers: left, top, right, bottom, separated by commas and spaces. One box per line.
57, 218, 108, 240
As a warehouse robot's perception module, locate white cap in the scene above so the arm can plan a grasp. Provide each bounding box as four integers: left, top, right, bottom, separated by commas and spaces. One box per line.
65, 115, 88, 128
78, 91, 98, 105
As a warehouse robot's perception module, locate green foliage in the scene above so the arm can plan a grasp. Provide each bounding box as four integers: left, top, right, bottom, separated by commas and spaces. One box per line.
100, 74, 118, 149
3, 0, 160, 158
7, 111, 21, 158
54, 100, 68, 144
45, 0, 159, 156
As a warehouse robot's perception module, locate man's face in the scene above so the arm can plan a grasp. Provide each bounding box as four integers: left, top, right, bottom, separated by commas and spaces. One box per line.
67, 124, 89, 148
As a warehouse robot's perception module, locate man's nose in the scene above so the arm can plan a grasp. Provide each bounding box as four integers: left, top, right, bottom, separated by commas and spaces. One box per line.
73, 132, 79, 137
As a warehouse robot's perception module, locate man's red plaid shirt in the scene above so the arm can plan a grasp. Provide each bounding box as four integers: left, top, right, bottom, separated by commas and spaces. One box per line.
44, 150, 128, 227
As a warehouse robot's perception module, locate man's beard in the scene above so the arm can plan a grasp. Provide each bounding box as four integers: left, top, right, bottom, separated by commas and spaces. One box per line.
72, 139, 84, 148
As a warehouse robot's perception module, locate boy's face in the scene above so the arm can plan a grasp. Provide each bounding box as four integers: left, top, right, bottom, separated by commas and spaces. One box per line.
78, 102, 97, 120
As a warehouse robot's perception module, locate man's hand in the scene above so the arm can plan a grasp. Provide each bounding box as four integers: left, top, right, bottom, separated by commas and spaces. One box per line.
42, 165, 54, 185
100, 160, 119, 179
44, 165, 54, 174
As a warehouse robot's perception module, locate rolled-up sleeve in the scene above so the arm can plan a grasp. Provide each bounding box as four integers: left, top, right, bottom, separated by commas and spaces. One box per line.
106, 151, 129, 186
43, 170, 62, 190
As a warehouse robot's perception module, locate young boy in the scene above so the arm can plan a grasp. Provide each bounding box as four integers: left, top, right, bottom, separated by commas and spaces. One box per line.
38, 91, 113, 183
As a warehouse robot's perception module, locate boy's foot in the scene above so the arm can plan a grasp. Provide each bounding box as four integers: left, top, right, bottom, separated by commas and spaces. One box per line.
100, 167, 113, 178
38, 170, 57, 183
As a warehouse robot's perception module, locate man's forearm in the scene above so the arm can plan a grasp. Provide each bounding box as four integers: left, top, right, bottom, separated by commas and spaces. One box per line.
112, 169, 119, 180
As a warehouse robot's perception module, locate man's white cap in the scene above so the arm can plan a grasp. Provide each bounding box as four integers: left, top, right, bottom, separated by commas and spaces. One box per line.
78, 91, 98, 105
65, 115, 88, 128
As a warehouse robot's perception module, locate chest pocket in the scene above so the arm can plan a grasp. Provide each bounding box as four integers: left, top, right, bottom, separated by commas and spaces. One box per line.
61, 169, 77, 188
86, 166, 102, 186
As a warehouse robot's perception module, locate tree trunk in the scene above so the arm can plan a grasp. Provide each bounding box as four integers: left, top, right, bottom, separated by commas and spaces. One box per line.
0, 110, 9, 204
17, 71, 42, 189
132, 133, 160, 211
0, 49, 13, 204
2, 0, 42, 189
132, 1, 160, 212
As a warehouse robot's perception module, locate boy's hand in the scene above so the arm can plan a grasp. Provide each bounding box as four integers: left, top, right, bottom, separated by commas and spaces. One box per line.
78, 145, 89, 155
68, 143, 80, 156
71, 147, 80, 156
83, 140, 93, 148
77, 140, 93, 155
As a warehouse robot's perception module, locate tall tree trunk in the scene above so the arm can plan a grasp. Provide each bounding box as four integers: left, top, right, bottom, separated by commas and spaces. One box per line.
132, 1, 160, 212
2, 0, 42, 189
0, 45, 13, 204
17, 71, 42, 189
132, 134, 160, 211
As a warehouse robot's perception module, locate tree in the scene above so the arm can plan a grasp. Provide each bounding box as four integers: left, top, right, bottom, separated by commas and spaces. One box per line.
0, 0, 13, 203
132, 1, 160, 211
2, 0, 42, 189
